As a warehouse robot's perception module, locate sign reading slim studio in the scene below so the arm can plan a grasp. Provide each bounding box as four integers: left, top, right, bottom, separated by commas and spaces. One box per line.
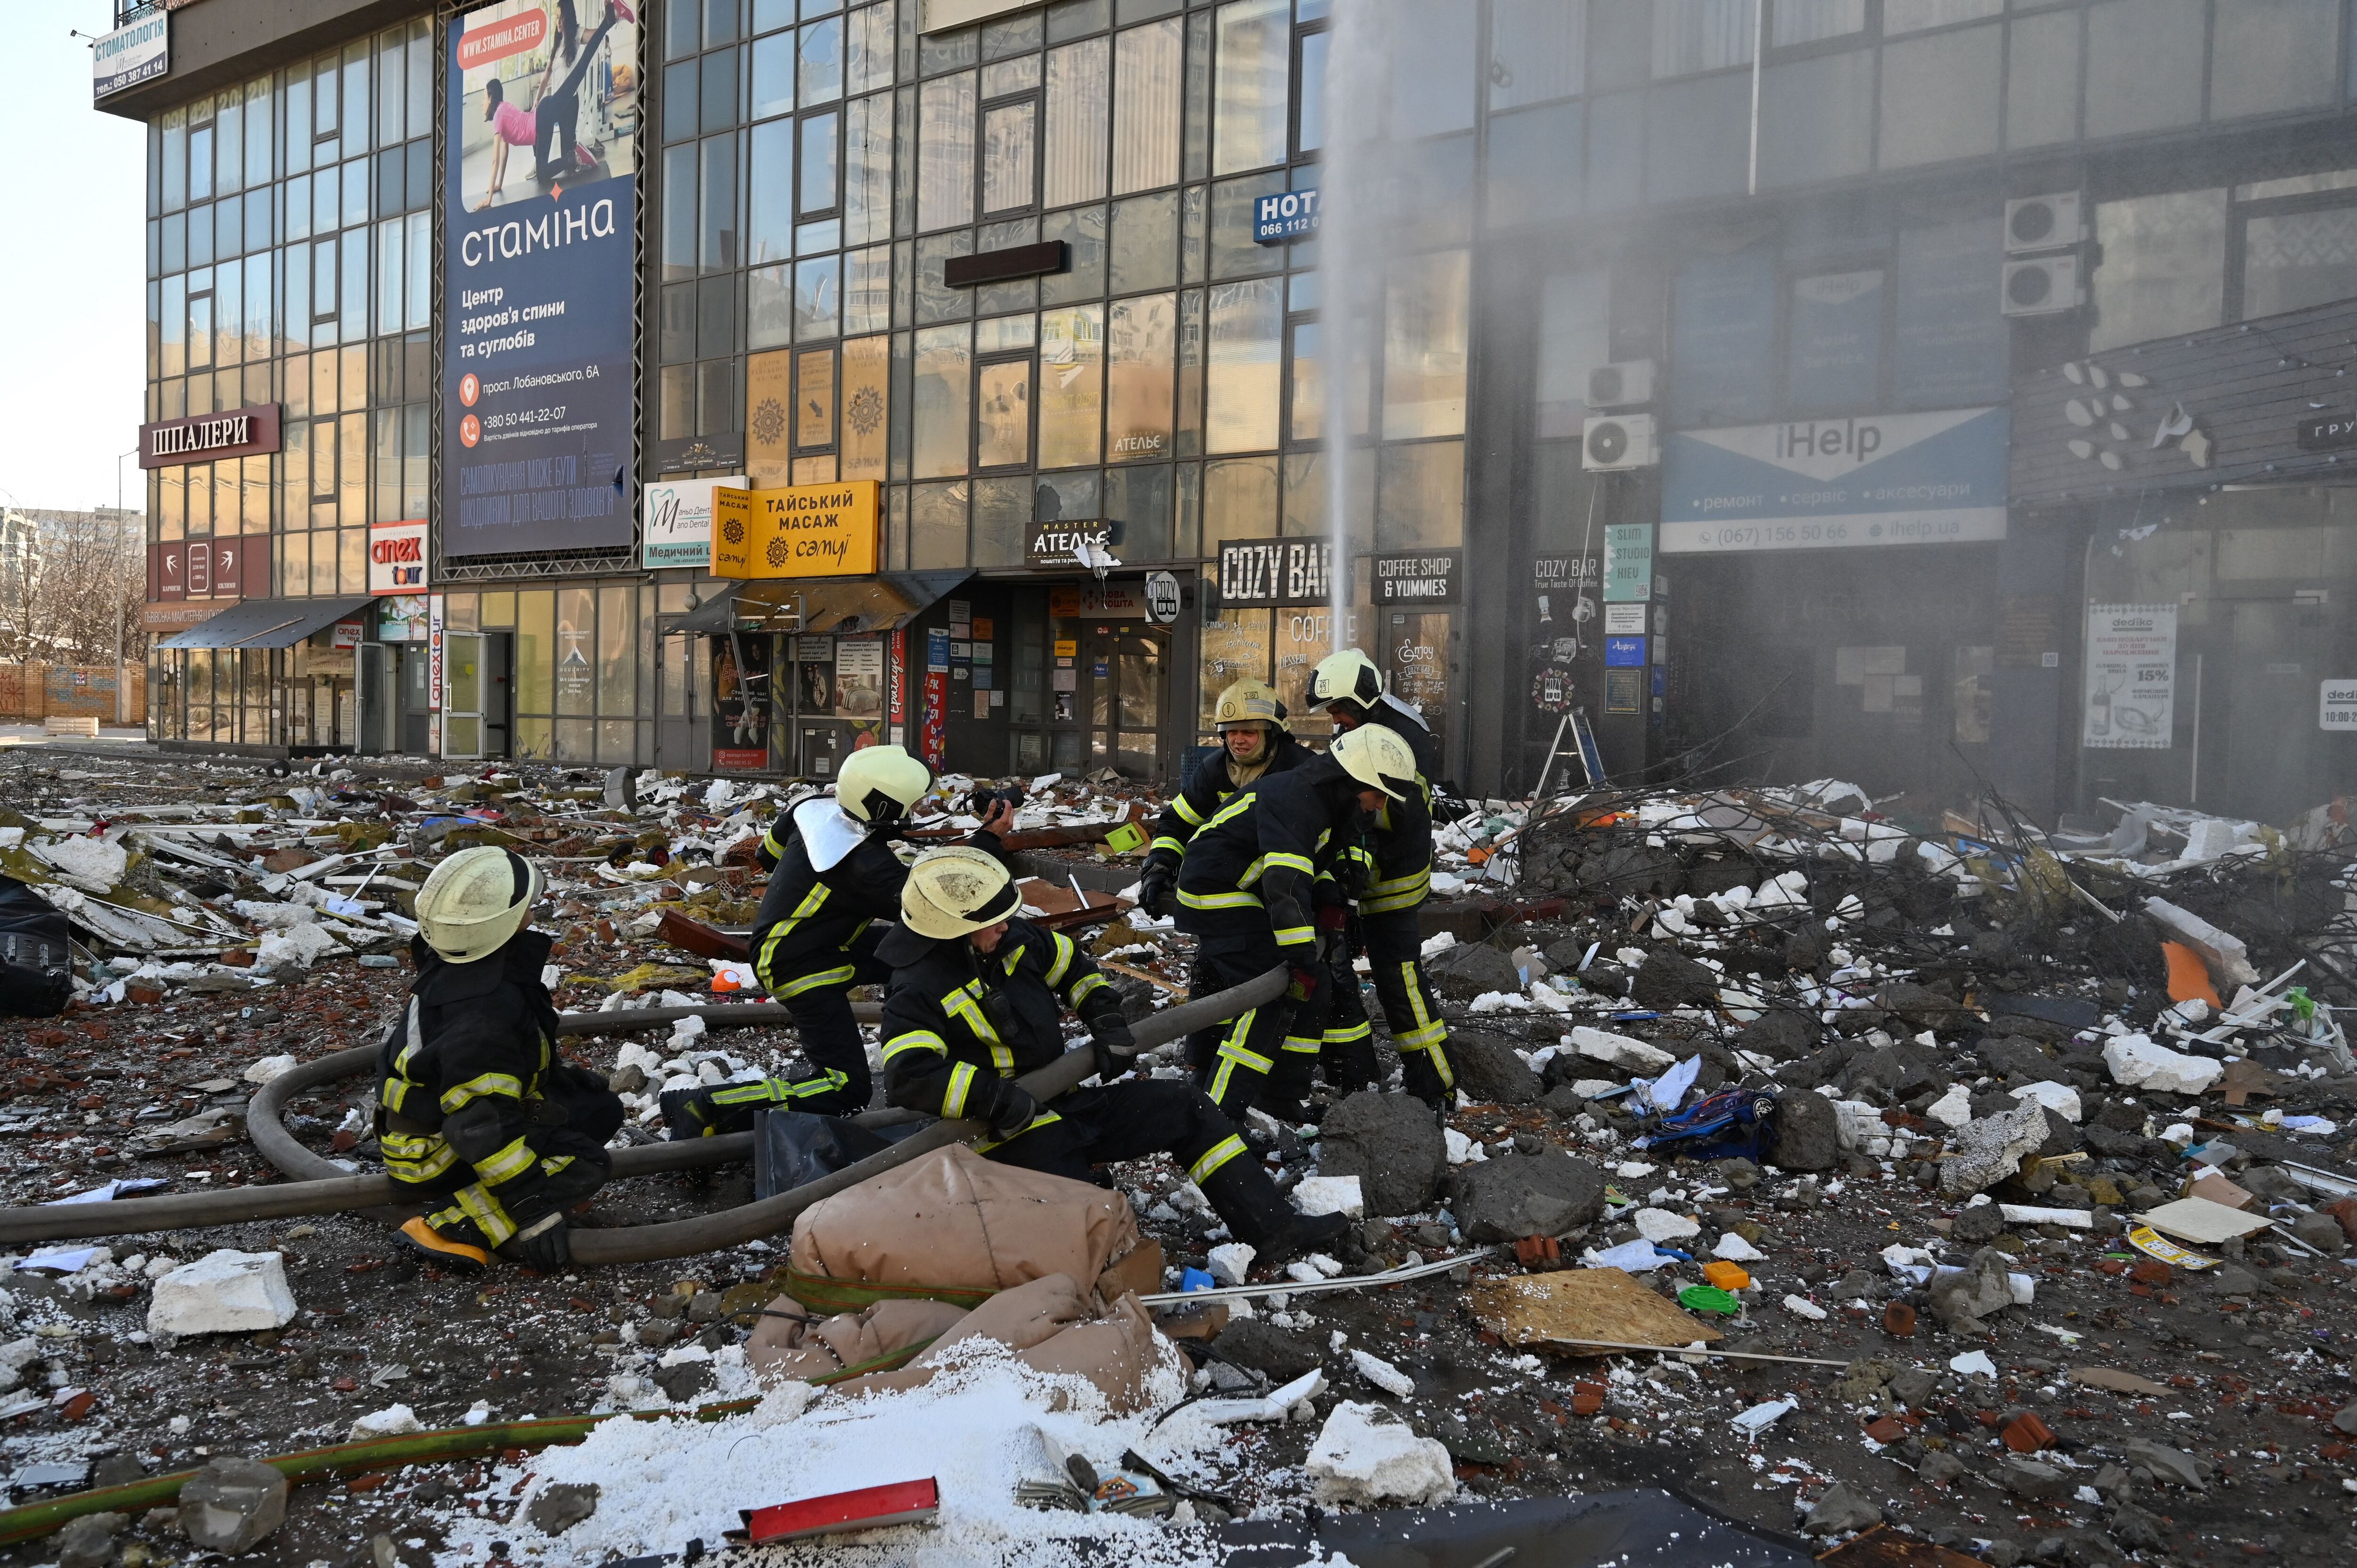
139, 406, 282, 468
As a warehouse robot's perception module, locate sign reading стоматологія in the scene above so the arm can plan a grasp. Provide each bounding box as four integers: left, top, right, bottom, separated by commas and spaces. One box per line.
1658, 408, 2009, 555
442, 1, 640, 557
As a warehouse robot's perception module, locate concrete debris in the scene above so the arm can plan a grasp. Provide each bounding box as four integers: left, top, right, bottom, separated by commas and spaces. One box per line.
2103, 1032, 2225, 1095
146, 1249, 298, 1338
1446, 1148, 1606, 1241
1304, 1401, 1456, 1507
1939, 1100, 2052, 1197
1314, 1090, 1448, 1215
175, 1456, 289, 1554
52, 1512, 127, 1568
1348, 1347, 1416, 1396
1800, 1481, 1883, 1536
526, 1481, 601, 1535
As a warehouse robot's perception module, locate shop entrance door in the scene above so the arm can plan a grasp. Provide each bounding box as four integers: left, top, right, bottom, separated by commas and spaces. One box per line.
442, 633, 513, 760
1080, 624, 1168, 779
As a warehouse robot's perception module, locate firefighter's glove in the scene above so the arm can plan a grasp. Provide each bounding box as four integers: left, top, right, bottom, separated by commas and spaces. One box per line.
985, 1083, 1041, 1142
1088, 1013, 1137, 1081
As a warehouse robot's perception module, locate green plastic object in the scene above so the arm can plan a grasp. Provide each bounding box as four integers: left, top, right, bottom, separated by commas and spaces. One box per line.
2288, 986, 2316, 1024
1678, 1285, 1742, 1316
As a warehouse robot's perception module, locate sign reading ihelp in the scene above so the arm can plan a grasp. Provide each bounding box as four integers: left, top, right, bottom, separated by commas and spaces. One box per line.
2323, 679, 2357, 731
1217, 538, 1331, 607
1660, 407, 2010, 555
711, 482, 881, 578
1253, 187, 1321, 246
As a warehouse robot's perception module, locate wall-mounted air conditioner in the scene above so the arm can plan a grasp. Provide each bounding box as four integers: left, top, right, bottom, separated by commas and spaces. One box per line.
1583, 413, 1657, 471
1586, 360, 1655, 409
2005, 191, 2085, 254
2002, 254, 2085, 316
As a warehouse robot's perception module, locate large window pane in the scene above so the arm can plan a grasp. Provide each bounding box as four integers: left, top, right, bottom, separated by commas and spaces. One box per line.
1884, 0, 1999, 33
1771, 0, 1864, 47
1387, 0, 1475, 140
2005, 10, 2079, 148
919, 74, 977, 230
1381, 249, 1468, 440
1536, 268, 1608, 440
701, 47, 740, 136
802, 110, 841, 212
1040, 304, 1105, 467
976, 358, 1033, 467
1652, 0, 1754, 78
1488, 0, 1584, 110
663, 143, 698, 280
749, 117, 794, 261
2209, 0, 2339, 121
702, 134, 740, 271
2085, 0, 2205, 140
751, 33, 795, 120
1108, 293, 1175, 460
1213, 0, 1289, 175
2244, 207, 2357, 320
796, 254, 841, 339
1110, 190, 1178, 292
911, 481, 968, 567
914, 322, 973, 476
1110, 19, 1183, 196
844, 94, 893, 245
1206, 277, 1281, 451
1784, 270, 1883, 410
2090, 189, 2227, 351
1488, 102, 1582, 227
1046, 39, 1111, 206
849, 1, 897, 94
1758, 49, 1873, 189
802, 16, 846, 103
1298, 29, 1328, 152
1879, 24, 2000, 169
983, 102, 1039, 213
1375, 439, 1463, 550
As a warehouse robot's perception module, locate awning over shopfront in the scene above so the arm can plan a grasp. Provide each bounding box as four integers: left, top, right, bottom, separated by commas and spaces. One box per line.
668, 572, 971, 636
155, 596, 374, 651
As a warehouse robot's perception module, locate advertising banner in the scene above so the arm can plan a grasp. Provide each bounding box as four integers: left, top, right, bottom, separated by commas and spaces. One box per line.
1659, 408, 2009, 555
94, 12, 168, 99
711, 482, 881, 578
368, 519, 430, 594
1601, 524, 1651, 602
2083, 604, 2178, 750
1373, 551, 1460, 606
641, 474, 745, 569
1215, 538, 1331, 608
443, 0, 640, 558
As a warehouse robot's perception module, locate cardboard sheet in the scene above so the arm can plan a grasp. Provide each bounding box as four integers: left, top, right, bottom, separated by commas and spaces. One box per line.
1466, 1267, 1725, 1350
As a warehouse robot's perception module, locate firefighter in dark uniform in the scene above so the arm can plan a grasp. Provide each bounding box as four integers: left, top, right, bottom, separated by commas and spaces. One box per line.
1173, 723, 1423, 1118
662, 745, 1014, 1134
1135, 679, 1316, 919
877, 846, 1350, 1269
1309, 649, 1457, 1110
386, 846, 626, 1273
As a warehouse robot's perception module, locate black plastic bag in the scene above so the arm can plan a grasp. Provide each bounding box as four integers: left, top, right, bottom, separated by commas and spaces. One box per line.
752, 1109, 936, 1199
0, 878, 73, 1019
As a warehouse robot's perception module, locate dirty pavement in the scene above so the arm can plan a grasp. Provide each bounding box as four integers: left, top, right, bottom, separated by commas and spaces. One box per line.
0, 753, 2346, 1567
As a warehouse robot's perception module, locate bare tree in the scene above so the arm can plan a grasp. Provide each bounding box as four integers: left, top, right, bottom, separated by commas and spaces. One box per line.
4, 509, 148, 665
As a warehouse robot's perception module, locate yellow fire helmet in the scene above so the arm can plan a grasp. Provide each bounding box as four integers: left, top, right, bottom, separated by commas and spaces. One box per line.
1310, 649, 1385, 712
415, 845, 544, 964
835, 743, 934, 824
1329, 722, 1418, 802
900, 846, 1022, 940
1213, 678, 1287, 731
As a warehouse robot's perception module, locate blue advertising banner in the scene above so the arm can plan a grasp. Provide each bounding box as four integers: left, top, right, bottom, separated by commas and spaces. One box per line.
443, 1, 641, 558
1659, 407, 2010, 555
1253, 187, 1321, 245
1785, 270, 1883, 411
1668, 246, 1776, 429
1604, 636, 1647, 668
1893, 217, 2008, 410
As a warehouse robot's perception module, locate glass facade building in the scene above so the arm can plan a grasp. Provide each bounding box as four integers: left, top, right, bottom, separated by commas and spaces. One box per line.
116, 0, 2357, 823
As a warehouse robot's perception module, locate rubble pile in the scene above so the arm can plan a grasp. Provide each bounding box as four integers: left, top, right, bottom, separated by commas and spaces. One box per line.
0, 752, 2344, 1566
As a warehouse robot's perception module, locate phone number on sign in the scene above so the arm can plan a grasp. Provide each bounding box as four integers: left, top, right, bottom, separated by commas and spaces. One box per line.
481, 405, 570, 431
1686, 517, 1972, 549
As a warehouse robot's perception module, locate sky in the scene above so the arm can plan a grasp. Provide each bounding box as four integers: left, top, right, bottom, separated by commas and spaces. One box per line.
0, 2, 149, 516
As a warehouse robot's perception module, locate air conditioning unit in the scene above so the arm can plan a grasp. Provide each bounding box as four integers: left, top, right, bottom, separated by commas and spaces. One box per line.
2002, 254, 2085, 317
2005, 191, 2085, 254
1583, 413, 1657, 471
1587, 359, 1656, 409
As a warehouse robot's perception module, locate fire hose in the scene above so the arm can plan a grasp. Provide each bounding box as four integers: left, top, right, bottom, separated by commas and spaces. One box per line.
0, 970, 1287, 1256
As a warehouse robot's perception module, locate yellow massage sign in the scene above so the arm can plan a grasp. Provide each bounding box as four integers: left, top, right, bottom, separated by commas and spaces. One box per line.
711, 481, 881, 579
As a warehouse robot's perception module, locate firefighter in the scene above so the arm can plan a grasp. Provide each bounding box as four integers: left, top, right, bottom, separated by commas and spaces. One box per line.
662, 745, 1014, 1135
1173, 723, 1422, 1118
1134, 679, 1316, 919
1309, 649, 1456, 1110
385, 846, 625, 1273
878, 847, 1351, 1269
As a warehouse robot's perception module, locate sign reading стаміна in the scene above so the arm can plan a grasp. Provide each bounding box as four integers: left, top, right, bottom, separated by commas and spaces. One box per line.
442, 1, 641, 558
711, 482, 881, 579
1659, 408, 2009, 555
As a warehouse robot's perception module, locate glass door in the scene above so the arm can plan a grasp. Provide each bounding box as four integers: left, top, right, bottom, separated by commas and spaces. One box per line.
443, 633, 485, 760
1083, 624, 1168, 779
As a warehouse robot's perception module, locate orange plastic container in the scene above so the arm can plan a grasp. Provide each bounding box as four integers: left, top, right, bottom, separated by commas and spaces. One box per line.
1701, 1260, 1752, 1291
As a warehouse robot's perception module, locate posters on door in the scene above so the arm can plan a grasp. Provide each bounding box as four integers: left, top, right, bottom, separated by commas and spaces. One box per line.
2083, 603, 2177, 750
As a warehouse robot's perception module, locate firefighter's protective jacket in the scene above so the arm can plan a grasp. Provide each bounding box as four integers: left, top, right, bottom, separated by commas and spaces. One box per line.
878, 918, 1121, 1125
750, 797, 1002, 995
1172, 756, 1362, 954
1143, 733, 1318, 876
375, 929, 609, 1243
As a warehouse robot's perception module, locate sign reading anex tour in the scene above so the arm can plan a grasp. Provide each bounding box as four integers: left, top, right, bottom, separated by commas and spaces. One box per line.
711, 481, 880, 579
1374, 550, 1460, 606
140, 405, 282, 469
1217, 538, 1331, 607
368, 520, 430, 595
